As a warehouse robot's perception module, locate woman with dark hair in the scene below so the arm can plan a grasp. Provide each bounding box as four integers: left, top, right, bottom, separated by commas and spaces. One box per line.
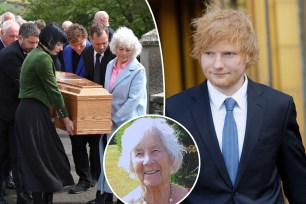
15, 23, 75, 204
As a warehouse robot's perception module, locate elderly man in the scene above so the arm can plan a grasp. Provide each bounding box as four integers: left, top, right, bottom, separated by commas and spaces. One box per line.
0, 20, 20, 50
0, 12, 15, 23
0, 19, 20, 197
93, 11, 114, 41
62, 20, 73, 33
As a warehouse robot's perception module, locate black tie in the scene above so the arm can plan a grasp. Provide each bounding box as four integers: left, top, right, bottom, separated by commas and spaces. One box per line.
94, 53, 101, 84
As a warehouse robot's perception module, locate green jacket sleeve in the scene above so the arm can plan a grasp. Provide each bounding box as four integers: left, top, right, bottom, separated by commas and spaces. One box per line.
35, 53, 68, 118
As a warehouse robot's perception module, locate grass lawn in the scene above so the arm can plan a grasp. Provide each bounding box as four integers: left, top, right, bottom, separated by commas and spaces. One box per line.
0, 2, 15, 10
104, 144, 139, 198
0, 2, 25, 15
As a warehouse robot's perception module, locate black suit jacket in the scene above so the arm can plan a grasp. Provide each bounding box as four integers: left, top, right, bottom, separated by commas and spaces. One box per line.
166, 79, 306, 204
108, 26, 114, 41
82, 45, 116, 86
0, 40, 5, 50
0, 40, 26, 121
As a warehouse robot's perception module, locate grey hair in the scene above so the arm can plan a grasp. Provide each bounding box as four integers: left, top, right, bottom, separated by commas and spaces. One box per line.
118, 117, 186, 178
19, 22, 40, 39
109, 26, 142, 58
1, 12, 15, 23
1, 20, 19, 32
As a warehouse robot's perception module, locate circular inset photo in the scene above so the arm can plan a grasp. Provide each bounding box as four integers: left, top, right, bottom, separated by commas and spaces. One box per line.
104, 115, 200, 204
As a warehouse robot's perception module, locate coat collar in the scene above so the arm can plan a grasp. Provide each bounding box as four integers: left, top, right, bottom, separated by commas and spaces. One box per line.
105, 57, 139, 92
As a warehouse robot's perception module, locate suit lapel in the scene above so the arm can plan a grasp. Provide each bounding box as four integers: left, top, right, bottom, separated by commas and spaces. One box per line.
0, 40, 4, 50
100, 48, 114, 86
190, 81, 233, 187
88, 47, 94, 79
75, 40, 91, 76
234, 79, 265, 186
101, 47, 112, 68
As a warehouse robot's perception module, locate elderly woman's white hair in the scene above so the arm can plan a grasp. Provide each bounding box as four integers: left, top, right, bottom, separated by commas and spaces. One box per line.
118, 117, 186, 178
109, 26, 142, 58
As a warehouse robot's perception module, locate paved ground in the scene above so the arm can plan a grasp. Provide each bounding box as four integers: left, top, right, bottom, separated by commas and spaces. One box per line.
4, 129, 97, 204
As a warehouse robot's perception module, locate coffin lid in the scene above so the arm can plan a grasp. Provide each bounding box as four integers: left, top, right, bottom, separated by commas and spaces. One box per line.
56, 71, 109, 96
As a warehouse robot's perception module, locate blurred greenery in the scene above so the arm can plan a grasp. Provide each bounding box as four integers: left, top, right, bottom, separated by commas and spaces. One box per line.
22, 0, 155, 38
1, 0, 154, 38
111, 116, 199, 190
169, 120, 199, 189
0, 2, 25, 15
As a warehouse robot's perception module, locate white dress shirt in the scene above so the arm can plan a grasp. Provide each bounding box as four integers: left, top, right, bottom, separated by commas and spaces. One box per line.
207, 75, 248, 160
94, 50, 104, 64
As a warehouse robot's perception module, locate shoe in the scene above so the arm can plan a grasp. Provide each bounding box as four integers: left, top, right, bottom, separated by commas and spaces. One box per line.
5, 174, 15, 189
104, 193, 113, 204
90, 179, 97, 187
69, 181, 90, 194
43, 192, 53, 204
86, 191, 103, 204
116, 199, 124, 204
17, 192, 33, 204
32, 192, 43, 204
87, 198, 97, 204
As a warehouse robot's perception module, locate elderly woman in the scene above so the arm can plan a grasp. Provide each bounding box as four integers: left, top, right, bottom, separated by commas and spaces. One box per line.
91, 27, 147, 204
105, 26, 147, 129
118, 117, 188, 204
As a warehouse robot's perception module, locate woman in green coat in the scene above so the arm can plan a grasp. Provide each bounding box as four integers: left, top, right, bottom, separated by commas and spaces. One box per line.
15, 23, 75, 204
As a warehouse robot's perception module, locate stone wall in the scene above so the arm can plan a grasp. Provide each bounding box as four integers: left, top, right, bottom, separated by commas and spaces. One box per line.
139, 29, 164, 115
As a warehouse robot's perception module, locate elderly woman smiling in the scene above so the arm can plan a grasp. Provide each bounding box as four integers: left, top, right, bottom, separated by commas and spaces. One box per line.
118, 117, 188, 204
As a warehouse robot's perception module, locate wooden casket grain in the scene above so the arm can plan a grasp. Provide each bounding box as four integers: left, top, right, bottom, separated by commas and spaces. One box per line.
53, 72, 112, 135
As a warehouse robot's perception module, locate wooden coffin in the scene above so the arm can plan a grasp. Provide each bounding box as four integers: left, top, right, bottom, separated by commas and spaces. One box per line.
54, 71, 112, 135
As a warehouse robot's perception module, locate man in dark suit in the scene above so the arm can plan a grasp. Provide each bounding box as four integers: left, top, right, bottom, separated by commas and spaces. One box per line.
83, 23, 116, 87
166, 5, 306, 204
0, 19, 20, 195
0, 22, 40, 204
83, 23, 115, 204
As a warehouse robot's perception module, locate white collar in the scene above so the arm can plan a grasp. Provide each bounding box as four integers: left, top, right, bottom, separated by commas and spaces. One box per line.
94, 50, 104, 58
207, 74, 248, 111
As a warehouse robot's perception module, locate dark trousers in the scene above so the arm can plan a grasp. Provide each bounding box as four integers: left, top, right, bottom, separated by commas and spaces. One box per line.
102, 134, 108, 149
69, 134, 101, 184
0, 119, 22, 193
3, 163, 11, 177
